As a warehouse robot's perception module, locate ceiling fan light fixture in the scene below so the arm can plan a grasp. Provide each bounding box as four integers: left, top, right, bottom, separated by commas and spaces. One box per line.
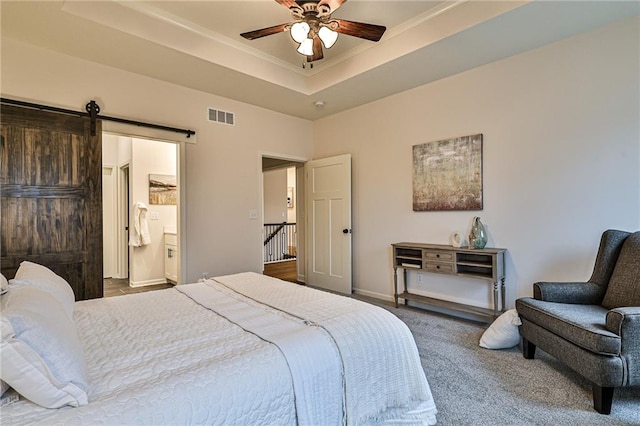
297, 38, 314, 56
290, 21, 310, 43
241, 0, 387, 64
318, 26, 338, 49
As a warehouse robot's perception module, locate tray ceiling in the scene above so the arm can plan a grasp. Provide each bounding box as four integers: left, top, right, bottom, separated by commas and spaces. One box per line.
1, 1, 638, 120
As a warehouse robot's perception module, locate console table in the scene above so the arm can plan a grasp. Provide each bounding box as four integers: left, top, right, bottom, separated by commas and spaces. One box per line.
392, 242, 507, 323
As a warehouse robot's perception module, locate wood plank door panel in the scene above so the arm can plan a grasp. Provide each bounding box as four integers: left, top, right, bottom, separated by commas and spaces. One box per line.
0, 104, 103, 300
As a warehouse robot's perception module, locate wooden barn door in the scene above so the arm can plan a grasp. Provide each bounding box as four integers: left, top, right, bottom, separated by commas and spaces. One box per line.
0, 104, 103, 300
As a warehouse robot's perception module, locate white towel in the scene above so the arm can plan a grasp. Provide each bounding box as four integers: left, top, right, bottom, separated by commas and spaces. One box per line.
129, 202, 151, 247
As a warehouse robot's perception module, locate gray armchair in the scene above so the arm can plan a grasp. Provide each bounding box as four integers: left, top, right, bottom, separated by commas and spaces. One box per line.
515, 229, 640, 414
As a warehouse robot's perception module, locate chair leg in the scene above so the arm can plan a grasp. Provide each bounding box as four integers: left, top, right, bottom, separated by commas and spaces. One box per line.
593, 385, 614, 414
522, 337, 536, 359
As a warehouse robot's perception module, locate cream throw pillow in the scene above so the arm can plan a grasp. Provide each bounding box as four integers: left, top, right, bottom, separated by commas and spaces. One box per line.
479, 309, 522, 349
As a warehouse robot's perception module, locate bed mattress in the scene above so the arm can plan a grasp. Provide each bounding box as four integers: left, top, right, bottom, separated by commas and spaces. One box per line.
1, 272, 437, 425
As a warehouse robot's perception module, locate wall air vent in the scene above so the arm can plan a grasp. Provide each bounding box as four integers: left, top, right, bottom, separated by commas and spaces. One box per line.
208, 107, 235, 126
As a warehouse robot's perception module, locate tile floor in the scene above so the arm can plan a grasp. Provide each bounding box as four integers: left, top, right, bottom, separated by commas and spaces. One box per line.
103, 278, 173, 298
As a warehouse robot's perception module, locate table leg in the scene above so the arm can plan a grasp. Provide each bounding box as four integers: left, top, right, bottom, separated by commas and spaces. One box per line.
493, 281, 499, 318
403, 268, 408, 306
393, 267, 399, 308
501, 277, 506, 312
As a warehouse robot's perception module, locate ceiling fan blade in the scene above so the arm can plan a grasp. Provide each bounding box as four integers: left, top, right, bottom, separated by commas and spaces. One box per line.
307, 36, 324, 62
240, 23, 289, 40
333, 19, 386, 42
275, 0, 300, 10
318, 0, 347, 13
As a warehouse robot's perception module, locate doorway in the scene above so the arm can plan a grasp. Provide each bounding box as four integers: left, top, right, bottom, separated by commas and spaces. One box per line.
262, 157, 304, 283
102, 133, 180, 293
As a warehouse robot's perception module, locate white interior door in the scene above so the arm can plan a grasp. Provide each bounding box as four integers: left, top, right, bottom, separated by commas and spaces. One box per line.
305, 154, 352, 294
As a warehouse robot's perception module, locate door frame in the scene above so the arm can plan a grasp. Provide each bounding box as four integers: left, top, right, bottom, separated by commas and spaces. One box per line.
102, 164, 118, 278
116, 163, 130, 279
103, 124, 191, 286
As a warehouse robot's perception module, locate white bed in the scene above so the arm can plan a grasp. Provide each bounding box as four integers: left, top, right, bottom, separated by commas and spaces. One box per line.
1, 271, 437, 425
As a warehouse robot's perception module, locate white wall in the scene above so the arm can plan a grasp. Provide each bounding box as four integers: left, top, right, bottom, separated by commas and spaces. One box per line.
287, 167, 297, 224
1, 37, 313, 284
313, 17, 640, 307
130, 138, 177, 286
102, 134, 132, 280
102, 134, 119, 166
263, 168, 288, 223
102, 134, 121, 279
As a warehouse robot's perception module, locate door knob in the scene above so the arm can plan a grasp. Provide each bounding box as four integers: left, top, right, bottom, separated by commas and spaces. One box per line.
342, 228, 351, 234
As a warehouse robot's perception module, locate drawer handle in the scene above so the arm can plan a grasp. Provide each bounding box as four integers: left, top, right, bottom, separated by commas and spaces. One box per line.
436, 254, 440, 258
436, 265, 440, 269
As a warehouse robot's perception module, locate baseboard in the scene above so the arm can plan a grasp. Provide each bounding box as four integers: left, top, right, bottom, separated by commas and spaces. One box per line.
353, 288, 394, 302
129, 278, 169, 288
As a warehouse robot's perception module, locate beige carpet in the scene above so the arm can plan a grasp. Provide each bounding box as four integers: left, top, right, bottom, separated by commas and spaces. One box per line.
383, 304, 640, 425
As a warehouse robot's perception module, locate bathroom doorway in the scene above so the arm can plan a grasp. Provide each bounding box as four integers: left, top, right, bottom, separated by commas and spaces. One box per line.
102, 133, 180, 295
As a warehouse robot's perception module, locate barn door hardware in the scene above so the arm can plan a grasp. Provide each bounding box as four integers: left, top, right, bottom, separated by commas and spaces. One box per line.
1, 97, 195, 139
83, 100, 195, 138
85, 100, 100, 136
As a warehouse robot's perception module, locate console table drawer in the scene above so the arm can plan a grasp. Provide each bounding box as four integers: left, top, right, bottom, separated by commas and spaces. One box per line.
424, 250, 454, 262
424, 262, 455, 274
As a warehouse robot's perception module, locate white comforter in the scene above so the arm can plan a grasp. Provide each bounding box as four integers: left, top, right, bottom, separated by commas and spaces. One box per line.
2, 273, 437, 425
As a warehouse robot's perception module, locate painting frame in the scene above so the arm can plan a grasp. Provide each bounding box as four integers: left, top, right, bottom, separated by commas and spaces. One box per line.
412, 133, 483, 211
149, 174, 177, 205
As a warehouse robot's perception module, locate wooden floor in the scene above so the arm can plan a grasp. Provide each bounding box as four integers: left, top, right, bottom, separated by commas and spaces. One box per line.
263, 260, 299, 283
103, 278, 173, 297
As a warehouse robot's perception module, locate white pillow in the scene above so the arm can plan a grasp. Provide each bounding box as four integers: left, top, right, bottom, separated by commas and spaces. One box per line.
479, 309, 522, 349
0, 273, 8, 294
12, 261, 75, 316
0, 285, 89, 408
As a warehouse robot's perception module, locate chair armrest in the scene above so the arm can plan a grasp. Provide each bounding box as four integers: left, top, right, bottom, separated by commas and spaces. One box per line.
533, 281, 604, 304
606, 307, 640, 386
606, 307, 640, 337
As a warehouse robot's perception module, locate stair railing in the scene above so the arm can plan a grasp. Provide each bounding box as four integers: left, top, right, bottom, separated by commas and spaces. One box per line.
264, 222, 297, 263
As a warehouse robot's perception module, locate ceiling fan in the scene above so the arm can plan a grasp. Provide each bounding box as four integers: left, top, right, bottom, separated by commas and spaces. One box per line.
240, 0, 386, 65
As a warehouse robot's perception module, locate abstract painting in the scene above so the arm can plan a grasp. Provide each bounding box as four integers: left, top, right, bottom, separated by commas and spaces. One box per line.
149, 174, 177, 205
412, 134, 483, 211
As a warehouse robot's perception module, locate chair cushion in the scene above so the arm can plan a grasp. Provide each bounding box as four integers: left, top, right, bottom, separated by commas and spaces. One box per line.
602, 232, 640, 309
516, 298, 620, 355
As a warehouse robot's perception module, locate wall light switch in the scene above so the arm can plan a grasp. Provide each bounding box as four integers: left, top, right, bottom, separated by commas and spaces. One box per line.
249, 210, 258, 220
149, 212, 159, 220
